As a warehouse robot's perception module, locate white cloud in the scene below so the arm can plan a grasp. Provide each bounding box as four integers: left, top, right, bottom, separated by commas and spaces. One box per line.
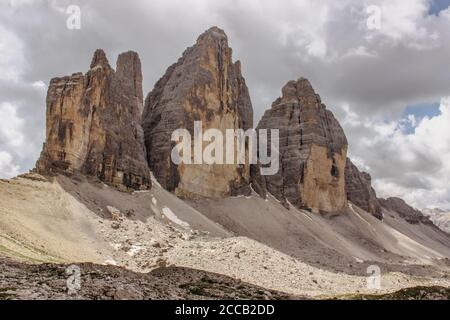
379, 0, 429, 39
32, 80, 46, 90
0, 102, 25, 150
344, 46, 378, 58
0, 24, 25, 82
0, 151, 20, 178
345, 97, 450, 209
8, 0, 38, 8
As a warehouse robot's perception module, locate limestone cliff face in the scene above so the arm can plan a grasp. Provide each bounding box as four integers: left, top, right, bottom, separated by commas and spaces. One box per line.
254, 78, 348, 213
142, 27, 253, 198
345, 158, 382, 219
36, 50, 150, 190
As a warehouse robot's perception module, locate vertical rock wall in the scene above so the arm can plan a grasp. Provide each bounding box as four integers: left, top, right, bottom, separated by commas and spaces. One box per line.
142, 27, 253, 198
36, 50, 150, 190
254, 78, 348, 213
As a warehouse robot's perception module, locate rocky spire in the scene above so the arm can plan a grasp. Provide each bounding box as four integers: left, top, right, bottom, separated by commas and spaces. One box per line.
253, 78, 348, 213
36, 49, 150, 190
90, 49, 111, 69
142, 27, 253, 198
116, 51, 144, 114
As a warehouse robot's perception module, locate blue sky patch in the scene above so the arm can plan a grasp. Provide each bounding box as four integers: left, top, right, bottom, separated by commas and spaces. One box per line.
400, 102, 441, 134
429, 0, 450, 15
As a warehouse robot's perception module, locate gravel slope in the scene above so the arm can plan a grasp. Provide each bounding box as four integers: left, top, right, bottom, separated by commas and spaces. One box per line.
1, 174, 449, 298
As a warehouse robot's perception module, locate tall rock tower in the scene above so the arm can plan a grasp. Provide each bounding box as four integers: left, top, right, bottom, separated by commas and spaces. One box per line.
36, 50, 150, 190
142, 27, 253, 198
255, 78, 348, 213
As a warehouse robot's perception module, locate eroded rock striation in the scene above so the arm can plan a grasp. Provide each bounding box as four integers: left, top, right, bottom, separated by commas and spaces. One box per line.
254, 78, 348, 213
345, 158, 383, 220
142, 27, 253, 198
36, 49, 150, 190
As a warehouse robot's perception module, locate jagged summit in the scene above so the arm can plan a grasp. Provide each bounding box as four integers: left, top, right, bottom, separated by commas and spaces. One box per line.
142, 27, 253, 198
254, 77, 348, 213
90, 49, 111, 69
278, 78, 317, 103
197, 26, 228, 42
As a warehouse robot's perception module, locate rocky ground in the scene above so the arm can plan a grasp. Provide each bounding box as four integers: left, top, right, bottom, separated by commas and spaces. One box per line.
1, 174, 450, 299
0, 257, 297, 300
2, 257, 449, 300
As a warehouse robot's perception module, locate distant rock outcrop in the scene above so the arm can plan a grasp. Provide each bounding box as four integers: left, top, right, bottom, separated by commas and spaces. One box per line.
36, 49, 150, 190
345, 158, 382, 219
254, 78, 348, 213
142, 27, 253, 198
380, 197, 432, 225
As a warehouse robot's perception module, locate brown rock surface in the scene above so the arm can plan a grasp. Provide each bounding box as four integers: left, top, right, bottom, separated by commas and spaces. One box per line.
345, 158, 383, 219
35, 50, 150, 190
142, 27, 253, 198
254, 78, 348, 213
380, 197, 432, 225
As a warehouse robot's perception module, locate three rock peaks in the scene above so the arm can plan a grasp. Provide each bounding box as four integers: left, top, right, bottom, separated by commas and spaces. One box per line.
36, 26, 381, 216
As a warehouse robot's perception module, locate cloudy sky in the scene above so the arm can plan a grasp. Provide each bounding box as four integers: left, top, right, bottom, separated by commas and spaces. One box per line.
1, 0, 450, 209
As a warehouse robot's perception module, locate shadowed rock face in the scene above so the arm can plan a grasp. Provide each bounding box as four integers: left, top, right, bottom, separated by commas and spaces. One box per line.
35, 50, 150, 190
142, 27, 253, 198
380, 197, 433, 225
345, 158, 383, 220
254, 78, 348, 213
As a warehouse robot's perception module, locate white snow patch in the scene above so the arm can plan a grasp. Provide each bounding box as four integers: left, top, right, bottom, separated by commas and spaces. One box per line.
162, 206, 190, 228
349, 203, 376, 232
133, 190, 150, 194
104, 259, 118, 266
150, 172, 162, 188
151, 197, 157, 205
